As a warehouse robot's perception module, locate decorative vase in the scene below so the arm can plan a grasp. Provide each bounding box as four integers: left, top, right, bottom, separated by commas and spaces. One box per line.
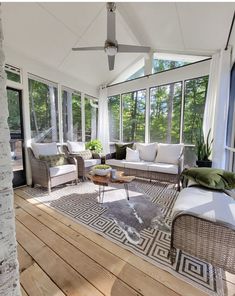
196, 160, 212, 168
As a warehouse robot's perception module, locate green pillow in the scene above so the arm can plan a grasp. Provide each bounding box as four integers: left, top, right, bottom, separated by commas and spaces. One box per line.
115, 143, 133, 160
39, 154, 67, 167
182, 168, 235, 190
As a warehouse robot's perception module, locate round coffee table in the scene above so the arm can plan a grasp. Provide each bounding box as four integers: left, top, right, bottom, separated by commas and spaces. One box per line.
87, 171, 135, 203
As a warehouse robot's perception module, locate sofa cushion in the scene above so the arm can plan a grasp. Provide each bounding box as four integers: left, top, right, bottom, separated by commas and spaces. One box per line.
182, 168, 235, 190
31, 142, 58, 159
148, 163, 178, 174
126, 147, 140, 162
172, 186, 235, 226
115, 143, 133, 160
49, 164, 76, 177
67, 141, 85, 153
124, 161, 149, 171
84, 159, 101, 168
155, 143, 183, 165
39, 154, 67, 167
135, 143, 157, 162
106, 159, 126, 168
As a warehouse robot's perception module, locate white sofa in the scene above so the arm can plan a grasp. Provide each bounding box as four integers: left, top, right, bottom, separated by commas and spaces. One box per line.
106, 143, 184, 185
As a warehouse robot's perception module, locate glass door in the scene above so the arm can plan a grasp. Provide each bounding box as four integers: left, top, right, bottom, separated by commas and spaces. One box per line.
7, 87, 26, 187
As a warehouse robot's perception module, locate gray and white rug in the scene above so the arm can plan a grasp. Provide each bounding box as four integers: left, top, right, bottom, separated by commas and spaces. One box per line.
22, 180, 225, 296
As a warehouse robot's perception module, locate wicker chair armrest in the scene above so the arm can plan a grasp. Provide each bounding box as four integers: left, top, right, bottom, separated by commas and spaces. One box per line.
66, 156, 77, 166
106, 152, 116, 160
71, 155, 84, 162
92, 152, 101, 159
30, 157, 50, 176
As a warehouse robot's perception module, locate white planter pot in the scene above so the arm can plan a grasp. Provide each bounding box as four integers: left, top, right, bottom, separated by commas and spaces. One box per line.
93, 168, 111, 176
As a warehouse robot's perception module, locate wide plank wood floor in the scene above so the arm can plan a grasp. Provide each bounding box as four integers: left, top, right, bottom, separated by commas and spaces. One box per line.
15, 188, 235, 296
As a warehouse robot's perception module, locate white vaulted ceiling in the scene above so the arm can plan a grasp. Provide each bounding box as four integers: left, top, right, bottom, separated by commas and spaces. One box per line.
2, 2, 235, 88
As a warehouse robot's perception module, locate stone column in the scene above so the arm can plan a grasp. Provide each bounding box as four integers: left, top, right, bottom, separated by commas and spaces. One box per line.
0, 5, 21, 296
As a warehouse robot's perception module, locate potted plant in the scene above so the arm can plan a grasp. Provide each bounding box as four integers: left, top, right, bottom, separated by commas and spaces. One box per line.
196, 129, 213, 167
86, 139, 103, 153
93, 164, 111, 176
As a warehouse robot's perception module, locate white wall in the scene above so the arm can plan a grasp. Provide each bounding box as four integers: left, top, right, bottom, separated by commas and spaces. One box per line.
107, 59, 210, 96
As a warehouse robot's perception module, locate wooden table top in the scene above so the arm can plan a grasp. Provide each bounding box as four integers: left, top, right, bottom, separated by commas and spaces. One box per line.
87, 171, 135, 186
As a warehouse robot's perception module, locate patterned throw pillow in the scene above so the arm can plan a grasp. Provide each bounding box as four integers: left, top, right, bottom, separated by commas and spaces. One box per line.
72, 150, 92, 160
39, 154, 67, 167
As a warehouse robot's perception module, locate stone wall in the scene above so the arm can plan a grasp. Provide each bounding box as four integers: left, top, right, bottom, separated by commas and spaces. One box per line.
0, 5, 20, 296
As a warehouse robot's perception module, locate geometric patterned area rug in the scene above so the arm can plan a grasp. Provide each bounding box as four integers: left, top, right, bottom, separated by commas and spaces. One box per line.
22, 180, 225, 296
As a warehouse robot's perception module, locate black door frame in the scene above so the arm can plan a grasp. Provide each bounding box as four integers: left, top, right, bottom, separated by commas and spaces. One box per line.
7, 86, 26, 187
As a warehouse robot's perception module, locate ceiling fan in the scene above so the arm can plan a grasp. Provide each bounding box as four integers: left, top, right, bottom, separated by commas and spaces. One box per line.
72, 2, 151, 71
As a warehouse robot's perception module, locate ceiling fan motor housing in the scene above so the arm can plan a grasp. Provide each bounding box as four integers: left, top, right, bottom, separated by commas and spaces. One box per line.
107, 2, 116, 12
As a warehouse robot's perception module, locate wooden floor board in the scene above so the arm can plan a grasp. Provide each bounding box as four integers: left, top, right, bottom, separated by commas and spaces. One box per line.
15, 189, 205, 296
21, 286, 28, 296
16, 220, 103, 296
16, 206, 176, 296
15, 188, 234, 296
14, 194, 182, 296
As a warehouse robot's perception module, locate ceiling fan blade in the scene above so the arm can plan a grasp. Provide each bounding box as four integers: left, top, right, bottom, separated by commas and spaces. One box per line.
108, 55, 115, 71
118, 44, 151, 53
72, 46, 104, 51
107, 3, 116, 43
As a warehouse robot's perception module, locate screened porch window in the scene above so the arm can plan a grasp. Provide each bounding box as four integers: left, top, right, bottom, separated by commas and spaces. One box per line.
150, 82, 182, 143
108, 95, 120, 142
62, 88, 82, 142
28, 77, 59, 143
122, 90, 146, 142
183, 76, 209, 144
85, 96, 98, 142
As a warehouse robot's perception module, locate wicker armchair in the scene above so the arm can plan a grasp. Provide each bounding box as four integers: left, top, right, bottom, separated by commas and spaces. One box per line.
170, 185, 235, 273
170, 213, 235, 273
28, 147, 78, 194
62, 145, 101, 180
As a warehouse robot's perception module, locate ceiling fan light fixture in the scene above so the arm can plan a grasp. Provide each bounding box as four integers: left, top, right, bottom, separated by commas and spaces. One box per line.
105, 46, 117, 56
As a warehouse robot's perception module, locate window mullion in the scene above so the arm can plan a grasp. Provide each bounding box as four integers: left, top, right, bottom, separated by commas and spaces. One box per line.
180, 80, 185, 143
81, 92, 85, 142
120, 94, 123, 142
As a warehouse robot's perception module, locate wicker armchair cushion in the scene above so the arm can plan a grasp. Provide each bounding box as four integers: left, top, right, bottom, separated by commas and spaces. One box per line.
182, 167, 235, 190
39, 154, 68, 167
84, 158, 101, 168
31, 142, 58, 159
49, 164, 77, 177
67, 141, 85, 153
74, 149, 92, 160
155, 143, 183, 165
172, 186, 235, 227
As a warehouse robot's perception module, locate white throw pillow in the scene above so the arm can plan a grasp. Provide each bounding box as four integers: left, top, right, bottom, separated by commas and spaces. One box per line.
67, 141, 85, 153
155, 143, 183, 165
126, 147, 140, 162
135, 143, 158, 162
31, 142, 58, 159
